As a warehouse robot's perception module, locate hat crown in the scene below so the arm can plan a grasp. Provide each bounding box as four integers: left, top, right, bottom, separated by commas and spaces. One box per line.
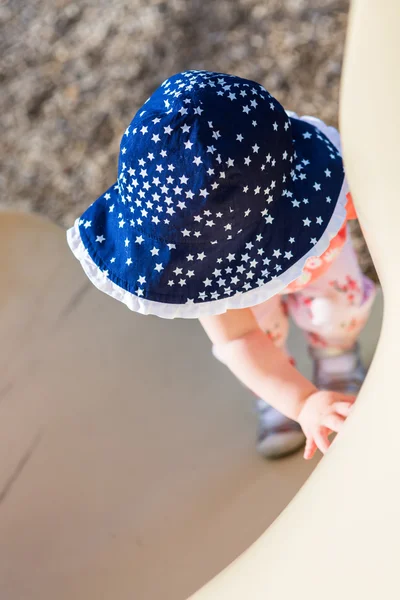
116, 71, 294, 244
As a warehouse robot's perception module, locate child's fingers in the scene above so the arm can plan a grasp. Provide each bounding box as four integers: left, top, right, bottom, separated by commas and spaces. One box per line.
314, 428, 331, 455
322, 413, 346, 433
303, 437, 317, 460
332, 401, 355, 417
336, 394, 356, 405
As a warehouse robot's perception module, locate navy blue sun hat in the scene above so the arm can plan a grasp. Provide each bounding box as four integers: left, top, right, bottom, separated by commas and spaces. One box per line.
67, 70, 348, 318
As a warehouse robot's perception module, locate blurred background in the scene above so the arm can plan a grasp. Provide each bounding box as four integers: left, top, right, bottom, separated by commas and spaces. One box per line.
0, 0, 375, 279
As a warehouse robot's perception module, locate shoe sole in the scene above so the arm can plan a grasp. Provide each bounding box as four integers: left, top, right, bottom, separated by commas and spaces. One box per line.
256, 431, 306, 459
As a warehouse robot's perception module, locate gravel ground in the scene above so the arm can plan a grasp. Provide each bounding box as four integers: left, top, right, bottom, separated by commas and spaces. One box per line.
0, 0, 376, 280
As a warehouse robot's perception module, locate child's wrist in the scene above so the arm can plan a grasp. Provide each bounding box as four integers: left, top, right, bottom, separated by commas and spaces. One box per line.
214, 328, 318, 421
291, 386, 318, 423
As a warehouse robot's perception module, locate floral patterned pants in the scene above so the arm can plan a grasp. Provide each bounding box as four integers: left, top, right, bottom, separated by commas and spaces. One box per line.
251, 234, 376, 353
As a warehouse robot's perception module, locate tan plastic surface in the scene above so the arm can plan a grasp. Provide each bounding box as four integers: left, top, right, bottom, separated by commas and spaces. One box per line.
0, 207, 382, 600
0, 212, 329, 599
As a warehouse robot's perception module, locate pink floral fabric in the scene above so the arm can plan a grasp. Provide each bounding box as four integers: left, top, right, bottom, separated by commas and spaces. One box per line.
284, 192, 355, 294
251, 228, 376, 352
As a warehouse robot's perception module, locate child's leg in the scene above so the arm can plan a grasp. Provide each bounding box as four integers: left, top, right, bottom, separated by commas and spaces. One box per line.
286, 233, 376, 352
250, 294, 290, 352
286, 232, 376, 394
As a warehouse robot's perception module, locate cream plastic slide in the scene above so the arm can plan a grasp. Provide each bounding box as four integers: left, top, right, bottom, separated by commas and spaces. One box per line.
0, 2, 390, 599
189, 1, 400, 598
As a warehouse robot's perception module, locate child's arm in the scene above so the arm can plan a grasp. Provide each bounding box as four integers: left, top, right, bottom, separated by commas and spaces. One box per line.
200, 309, 355, 459
201, 309, 317, 421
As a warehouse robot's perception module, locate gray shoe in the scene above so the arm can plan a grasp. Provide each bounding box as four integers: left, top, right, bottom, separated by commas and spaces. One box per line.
256, 400, 305, 459
310, 343, 366, 395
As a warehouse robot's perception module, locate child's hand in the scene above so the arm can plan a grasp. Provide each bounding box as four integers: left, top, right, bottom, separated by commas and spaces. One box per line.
297, 390, 356, 460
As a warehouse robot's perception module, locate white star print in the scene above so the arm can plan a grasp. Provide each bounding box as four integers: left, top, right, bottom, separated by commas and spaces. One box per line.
81, 72, 345, 308
96, 235, 105, 243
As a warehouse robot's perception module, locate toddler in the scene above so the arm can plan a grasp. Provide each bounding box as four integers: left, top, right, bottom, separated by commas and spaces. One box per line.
68, 71, 375, 459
